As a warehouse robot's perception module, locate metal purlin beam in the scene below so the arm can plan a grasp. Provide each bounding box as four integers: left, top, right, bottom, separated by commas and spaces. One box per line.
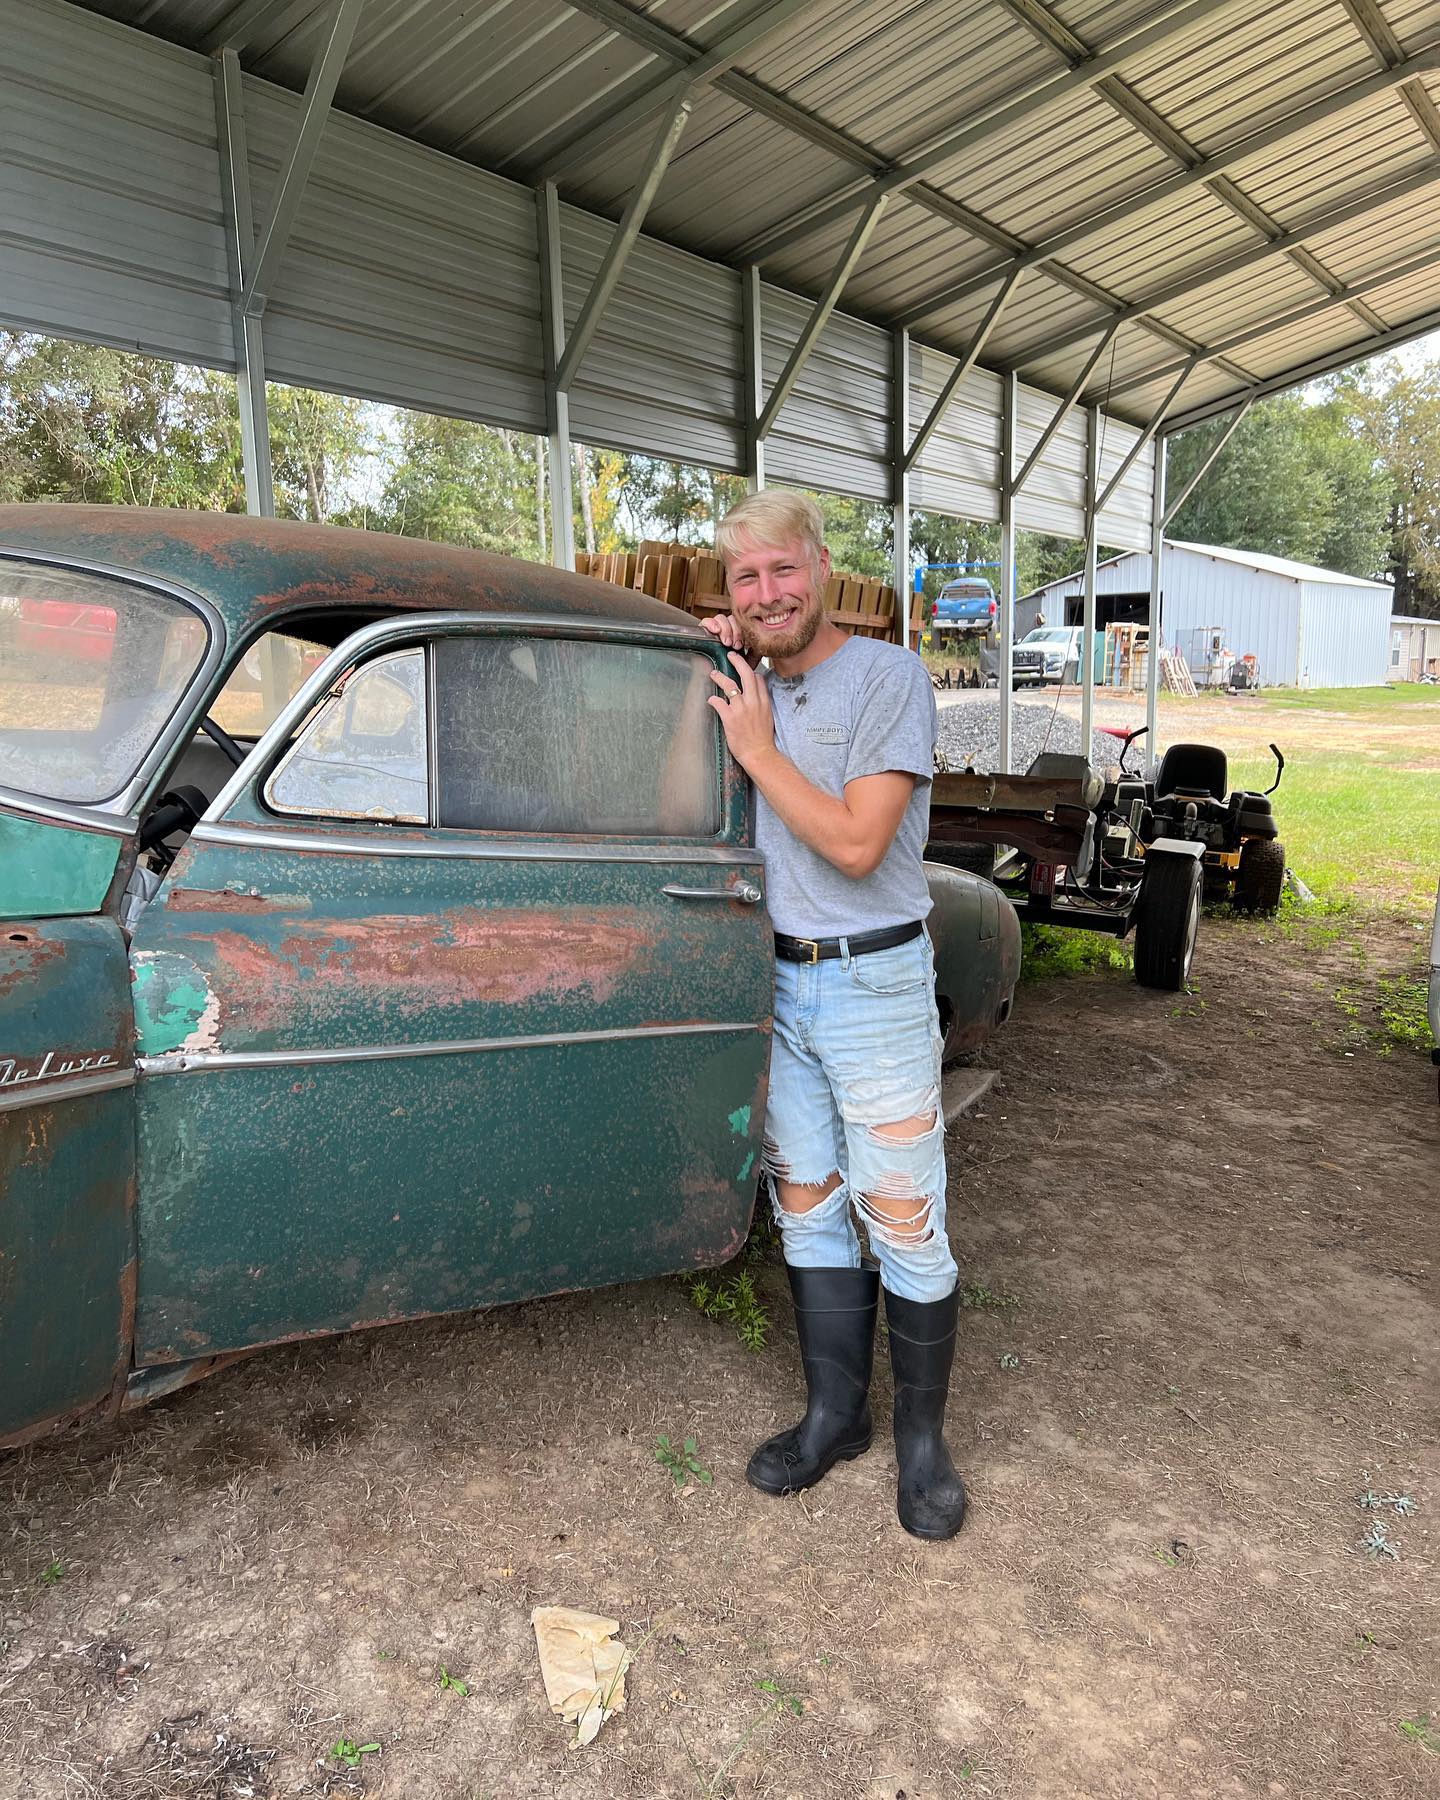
241, 0, 364, 316
537, 182, 576, 571
754, 195, 889, 440
735, 0, 1219, 264
201, 0, 304, 55
1164, 299, 1440, 432
901, 270, 1022, 473
1011, 161, 1440, 369
554, 92, 694, 393
213, 50, 274, 517
892, 43, 1440, 330
1094, 354, 1202, 515
1161, 394, 1257, 528
538, 0, 823, 179
1105, 238, 1440, 402
1008, 322, 1121, 497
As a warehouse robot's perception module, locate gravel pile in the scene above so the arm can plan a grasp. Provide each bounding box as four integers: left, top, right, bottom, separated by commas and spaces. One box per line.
934, 694, 1129, 776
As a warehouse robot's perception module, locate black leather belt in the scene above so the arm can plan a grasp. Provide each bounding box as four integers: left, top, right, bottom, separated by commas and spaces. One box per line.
773, 920, 924, 964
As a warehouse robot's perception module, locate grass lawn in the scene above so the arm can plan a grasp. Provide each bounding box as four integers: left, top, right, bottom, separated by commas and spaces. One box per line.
1259, 681, 1440, 714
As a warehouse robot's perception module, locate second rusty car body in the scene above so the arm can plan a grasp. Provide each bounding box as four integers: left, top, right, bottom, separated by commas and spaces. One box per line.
0, 508, 1020, 1447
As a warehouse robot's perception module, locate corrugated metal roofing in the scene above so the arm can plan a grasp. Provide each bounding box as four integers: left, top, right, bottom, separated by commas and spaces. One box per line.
32, 0, 1440, 447
1167, 541, 1391, 587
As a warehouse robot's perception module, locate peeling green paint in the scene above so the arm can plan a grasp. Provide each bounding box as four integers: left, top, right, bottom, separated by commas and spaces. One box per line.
728, 1104, 751, 1135
737, 1150, 755, 1183
1, 812, 120, 920
131, 953, 214, 1055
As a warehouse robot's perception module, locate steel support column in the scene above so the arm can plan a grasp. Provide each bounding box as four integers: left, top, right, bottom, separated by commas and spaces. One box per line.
1146, 438, 1167, 767
998, 371, 1019, 774
891, 327, 912, 646
214, 49, 273, 516
742, 265, 766, 492
537, 182, 576, 570
1080, 402, 1100, 752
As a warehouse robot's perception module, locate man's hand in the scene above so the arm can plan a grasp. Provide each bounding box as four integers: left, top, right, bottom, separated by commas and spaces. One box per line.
708, 651, 776, 772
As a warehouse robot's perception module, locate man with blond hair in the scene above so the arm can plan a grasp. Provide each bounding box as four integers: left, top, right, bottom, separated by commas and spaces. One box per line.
703, 489, 966, 1541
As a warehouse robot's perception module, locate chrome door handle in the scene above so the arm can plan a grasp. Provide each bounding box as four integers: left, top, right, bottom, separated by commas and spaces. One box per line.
663, 881, 763, 905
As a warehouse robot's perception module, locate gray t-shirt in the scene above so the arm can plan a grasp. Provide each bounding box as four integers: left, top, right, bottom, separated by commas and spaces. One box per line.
757, 635, 937, 938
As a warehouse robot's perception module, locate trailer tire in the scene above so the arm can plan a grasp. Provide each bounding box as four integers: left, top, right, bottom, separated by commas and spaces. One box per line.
1134, 855, 1202, 990
1237, 837, 1286, 915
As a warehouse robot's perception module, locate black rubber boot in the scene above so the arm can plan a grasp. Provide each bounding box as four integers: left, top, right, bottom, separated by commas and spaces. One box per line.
885, 1285, 968, 1539
746, 1263, 880, 1496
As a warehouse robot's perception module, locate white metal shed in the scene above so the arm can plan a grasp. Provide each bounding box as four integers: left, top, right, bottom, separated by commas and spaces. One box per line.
1024, 540, 1394, 687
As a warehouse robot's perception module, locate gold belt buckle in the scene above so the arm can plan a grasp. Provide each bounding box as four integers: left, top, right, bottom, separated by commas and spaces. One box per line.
800, 937, 820, 964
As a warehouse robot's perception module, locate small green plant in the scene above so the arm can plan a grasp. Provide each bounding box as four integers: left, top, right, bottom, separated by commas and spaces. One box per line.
655, 1434, 713, 1488
1152, 1546, 1180, 1568
753, 1677, 803, 1716
40, 1559, 63, 1585
438, 1665, 469, 1698
959, 1282, 1019, 1313
1376, 974, 1430, 1052
683, 1269, 770, 1352
998, 1353, 1020, 1370
1020, 923, 1131, 982
1361, 1520, 1401, 1560
332, 1738, 381, 1769
1399, 1717, 1440, 1753
679, 1677, 806, 1796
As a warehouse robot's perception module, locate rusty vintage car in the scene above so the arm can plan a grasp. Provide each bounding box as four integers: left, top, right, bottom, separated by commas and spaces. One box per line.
0, 508, 1020, 1447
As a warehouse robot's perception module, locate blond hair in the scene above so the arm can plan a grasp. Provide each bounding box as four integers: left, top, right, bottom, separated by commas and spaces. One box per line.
715, 489, 825, 567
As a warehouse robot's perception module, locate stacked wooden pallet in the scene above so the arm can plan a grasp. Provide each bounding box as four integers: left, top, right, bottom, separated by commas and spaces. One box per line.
1159, 647, 1198, 696
574, 541, 897, 643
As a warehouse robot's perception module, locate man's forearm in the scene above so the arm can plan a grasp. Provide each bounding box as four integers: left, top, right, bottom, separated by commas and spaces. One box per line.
747, 746, 880, 879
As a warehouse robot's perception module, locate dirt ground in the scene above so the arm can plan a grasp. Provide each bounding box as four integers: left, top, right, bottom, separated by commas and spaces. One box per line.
2, 916, 1437, 1800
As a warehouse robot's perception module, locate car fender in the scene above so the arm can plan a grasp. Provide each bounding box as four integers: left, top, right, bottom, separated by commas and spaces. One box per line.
923, 861, 1021, 1060
1146, 837, 1206, 860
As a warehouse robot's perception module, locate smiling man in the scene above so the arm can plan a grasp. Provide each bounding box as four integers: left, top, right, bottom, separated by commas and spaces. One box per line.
703, 489, 966, 1541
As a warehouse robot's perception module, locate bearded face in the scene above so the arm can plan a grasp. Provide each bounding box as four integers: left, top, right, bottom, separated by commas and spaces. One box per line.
726, 537, 828, 664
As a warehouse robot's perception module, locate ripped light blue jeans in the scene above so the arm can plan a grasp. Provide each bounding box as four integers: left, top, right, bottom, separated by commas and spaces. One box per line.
762, 927, 958, 1304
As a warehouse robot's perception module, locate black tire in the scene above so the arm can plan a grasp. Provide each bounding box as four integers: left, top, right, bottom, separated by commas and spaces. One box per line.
1133, 854, 1202, 990
926, 842, 995, 879
1237, 837, 1286, 915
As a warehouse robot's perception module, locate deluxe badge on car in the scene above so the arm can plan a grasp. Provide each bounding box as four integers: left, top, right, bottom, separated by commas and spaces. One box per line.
0, 509, 1020, 1447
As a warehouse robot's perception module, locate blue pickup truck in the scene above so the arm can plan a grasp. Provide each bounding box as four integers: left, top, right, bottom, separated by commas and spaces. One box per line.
930, 577, 997, 635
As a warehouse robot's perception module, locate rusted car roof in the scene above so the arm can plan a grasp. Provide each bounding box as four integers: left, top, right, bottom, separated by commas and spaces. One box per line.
0, 507, 699, 643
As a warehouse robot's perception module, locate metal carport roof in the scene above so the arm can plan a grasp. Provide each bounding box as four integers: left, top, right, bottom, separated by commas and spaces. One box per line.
6, 0, 1436, 761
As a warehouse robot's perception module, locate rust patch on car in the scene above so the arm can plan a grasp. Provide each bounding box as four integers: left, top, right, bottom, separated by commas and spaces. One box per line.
167, 888, 286, 914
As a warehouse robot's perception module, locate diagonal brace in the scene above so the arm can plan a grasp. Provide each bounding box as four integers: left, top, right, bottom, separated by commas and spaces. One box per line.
555, 91, 694, 392
1095, 353, 1202, 515
242, 0, 365, 316
1162, 393, 1256, 526
755, 194, 889, 439
1010, 321, 1121, 496
902, 270, 1022, 472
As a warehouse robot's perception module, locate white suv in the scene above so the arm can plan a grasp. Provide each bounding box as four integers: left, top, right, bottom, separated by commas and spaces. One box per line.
1012, 625, 1080, 686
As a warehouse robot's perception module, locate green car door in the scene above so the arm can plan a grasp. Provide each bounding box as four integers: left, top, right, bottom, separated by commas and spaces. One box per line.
128, 614, 772, 1362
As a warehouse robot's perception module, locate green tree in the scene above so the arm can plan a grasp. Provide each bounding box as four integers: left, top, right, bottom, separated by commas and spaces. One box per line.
372, 410, 543, 557
1165, 388, 1389, 579
1347, 357, 1440, 616
0, 332, 243, 509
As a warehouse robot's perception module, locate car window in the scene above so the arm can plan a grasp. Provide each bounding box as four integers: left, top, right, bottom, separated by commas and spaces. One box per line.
264, 649, 428, 823
0, 561, 208, 805
211, 629, 330, 738
434, 636, 719, 838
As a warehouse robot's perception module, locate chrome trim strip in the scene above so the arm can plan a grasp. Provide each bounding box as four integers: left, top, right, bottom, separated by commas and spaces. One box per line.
0, 1067, 136, 1112
0, 549, 228, 818
203, 609, 714, 823
190, 820, 758, 865
138, 1019, 765, 1076
0, 789, 139, 837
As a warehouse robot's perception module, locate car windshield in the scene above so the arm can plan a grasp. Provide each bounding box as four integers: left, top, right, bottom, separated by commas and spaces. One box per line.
1021, 628, 1072, 644
0, 561, 209, 806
